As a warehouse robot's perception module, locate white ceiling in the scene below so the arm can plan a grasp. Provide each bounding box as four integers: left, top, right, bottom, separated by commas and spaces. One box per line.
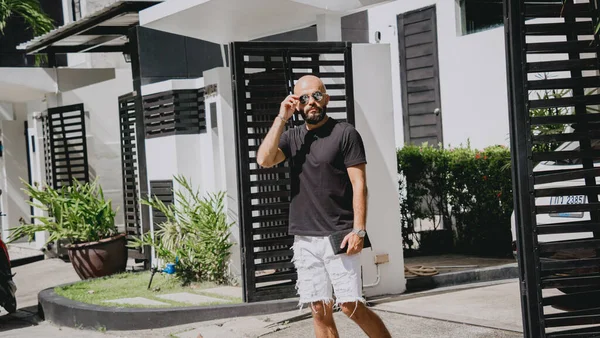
139, 0, 389, 44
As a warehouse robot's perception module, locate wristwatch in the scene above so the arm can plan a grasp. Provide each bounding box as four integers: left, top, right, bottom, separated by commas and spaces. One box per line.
352, 229, 366, 238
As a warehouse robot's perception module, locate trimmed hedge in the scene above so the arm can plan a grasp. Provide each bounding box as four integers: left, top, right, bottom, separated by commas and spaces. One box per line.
398, 144, 513, 257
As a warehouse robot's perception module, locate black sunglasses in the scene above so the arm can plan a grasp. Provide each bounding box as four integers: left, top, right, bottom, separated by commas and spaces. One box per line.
299, 91, 324, 105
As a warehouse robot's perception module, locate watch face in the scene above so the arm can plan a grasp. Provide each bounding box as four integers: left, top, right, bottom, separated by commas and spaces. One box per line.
354, 229, 366, 237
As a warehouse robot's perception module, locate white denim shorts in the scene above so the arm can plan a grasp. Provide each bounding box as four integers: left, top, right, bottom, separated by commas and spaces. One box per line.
291, 235, 364, 308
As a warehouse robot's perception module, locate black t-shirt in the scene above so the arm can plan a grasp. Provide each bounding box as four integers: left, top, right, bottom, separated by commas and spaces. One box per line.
278, 118, 367, 236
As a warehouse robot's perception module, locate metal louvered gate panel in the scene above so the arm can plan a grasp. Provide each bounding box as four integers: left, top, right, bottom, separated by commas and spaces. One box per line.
119, 93, 144, 259
143, 89, 207, 138
44, 104, 89, 189
231, 41, 355, 302
149, 180, 174, 226
505, 1, 600, 337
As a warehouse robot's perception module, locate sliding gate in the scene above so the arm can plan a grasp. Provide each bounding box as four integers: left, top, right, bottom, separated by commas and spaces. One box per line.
506, 1, 600, 336
231, 42, 355, 302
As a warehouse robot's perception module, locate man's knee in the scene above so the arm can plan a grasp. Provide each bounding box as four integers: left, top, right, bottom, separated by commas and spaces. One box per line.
340, 301, 366, 319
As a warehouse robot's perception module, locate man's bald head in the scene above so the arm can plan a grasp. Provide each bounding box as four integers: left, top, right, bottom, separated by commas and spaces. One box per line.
292, 75, 330, 125
294, 75, 326, 95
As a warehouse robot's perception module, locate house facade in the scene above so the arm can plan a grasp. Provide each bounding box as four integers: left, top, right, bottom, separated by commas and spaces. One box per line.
0, 0, 146, 253
7, 0, 548, 301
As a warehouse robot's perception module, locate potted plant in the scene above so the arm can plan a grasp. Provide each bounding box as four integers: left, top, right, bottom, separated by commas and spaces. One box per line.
9, 179, 127, 280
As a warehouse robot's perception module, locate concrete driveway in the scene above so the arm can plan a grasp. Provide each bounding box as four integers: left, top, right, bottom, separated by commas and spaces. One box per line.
0, 258, 526, 337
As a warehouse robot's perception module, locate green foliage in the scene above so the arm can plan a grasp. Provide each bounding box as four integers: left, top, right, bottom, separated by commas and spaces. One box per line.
129, 175, 234, 285
9, 179, 118, 245
397, 144, 513, 257
529, 73, 572, 154
0, 0, 54, 36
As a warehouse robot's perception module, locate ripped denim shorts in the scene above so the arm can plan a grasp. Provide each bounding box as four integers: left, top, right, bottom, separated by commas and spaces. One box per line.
291, 235, 365, 311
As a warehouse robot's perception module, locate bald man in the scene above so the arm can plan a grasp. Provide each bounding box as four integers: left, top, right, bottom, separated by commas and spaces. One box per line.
257, 75, 390, 338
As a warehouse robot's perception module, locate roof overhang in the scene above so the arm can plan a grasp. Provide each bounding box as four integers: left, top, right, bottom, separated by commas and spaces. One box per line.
0, 68, 116, 103
17, 1, 160, 55
139, 0, 389, 44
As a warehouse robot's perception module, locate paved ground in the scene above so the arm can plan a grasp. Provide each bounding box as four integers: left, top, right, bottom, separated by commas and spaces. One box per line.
263, 311, 521, 338
0, 258, 527, 337
6, 242, 41, 261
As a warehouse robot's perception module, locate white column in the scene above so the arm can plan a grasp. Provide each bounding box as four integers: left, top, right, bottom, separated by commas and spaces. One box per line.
317, 14, 342, 41
203, 67, 242, 284
352, 44, 406, 296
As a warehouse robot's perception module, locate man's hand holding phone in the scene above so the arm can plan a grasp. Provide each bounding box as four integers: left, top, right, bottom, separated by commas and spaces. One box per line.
279, 95, 298, 122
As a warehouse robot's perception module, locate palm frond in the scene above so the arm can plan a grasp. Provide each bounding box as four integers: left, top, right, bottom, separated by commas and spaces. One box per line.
0, 0, 53, 36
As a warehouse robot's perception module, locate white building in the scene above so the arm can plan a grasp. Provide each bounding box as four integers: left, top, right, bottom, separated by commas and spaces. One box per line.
2, 0, 152, 258
7, 0, 533, 301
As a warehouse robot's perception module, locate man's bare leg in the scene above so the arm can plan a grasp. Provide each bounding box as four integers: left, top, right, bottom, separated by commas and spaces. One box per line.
311, 301, 339, 338
340, 302, 391, 338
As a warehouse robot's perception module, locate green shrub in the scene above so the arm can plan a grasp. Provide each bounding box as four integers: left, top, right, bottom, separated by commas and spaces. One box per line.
397, 144, 513, 257
129, 175, 233, 285
8, 179, 118, 245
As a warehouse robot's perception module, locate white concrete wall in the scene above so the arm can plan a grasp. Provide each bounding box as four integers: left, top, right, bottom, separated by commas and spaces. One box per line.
368, 0, 511, 149
0, 120, 30, 241
203, 67, 242, 283
142, 77, 208, 201
59, 68, 133, 231
141, 77, 226, 265
353, 44, 406, 296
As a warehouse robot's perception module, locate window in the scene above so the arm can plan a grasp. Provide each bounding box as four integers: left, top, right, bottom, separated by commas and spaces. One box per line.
72, 0, 82, 21
457, 0, 562, 35
457, 0, 503, 35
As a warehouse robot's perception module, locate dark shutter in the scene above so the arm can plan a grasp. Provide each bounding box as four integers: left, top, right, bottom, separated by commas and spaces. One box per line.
142, 88, 206, 138
398, 6, 443, 147
149, 180, 174, 226
119, 92, 144, 259
44, 104, 89, 189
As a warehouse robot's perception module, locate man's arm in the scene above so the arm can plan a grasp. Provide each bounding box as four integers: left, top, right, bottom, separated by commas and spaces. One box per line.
256, 94, 298, 168
256, 118, 287, 168
348, 163, 367, 231
341, 163, 367, 255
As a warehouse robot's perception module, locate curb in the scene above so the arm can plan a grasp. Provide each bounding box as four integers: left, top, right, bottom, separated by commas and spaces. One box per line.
11, 254, 44, 268
38, 286, 299, 331
406, 263, 518, 292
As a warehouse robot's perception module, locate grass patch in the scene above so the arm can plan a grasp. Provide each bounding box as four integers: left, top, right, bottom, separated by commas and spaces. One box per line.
55, 271, 242, 308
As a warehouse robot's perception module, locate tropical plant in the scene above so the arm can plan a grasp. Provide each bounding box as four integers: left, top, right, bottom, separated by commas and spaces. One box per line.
129, 175, 234, 285
0, 0, 54, 36
529, 73, 572, 154
8, 179, 118, 245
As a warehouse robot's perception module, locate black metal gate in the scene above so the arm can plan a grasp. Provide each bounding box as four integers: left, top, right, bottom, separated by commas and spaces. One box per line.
231, 41, 355, 302
43, 104, 89, 189
118, 93, 146, 260
149, 180, 174, 226
505, 1, 600, 336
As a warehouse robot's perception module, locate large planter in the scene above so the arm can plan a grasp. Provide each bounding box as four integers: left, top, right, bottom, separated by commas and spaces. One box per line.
66, 233, 128, 280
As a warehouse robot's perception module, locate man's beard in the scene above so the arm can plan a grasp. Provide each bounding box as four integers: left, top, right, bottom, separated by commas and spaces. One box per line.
301, 106, 327, 125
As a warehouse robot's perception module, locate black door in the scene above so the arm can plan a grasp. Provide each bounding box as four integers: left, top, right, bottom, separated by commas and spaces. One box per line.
231, 41, 355, 302
397, 6, 443, 147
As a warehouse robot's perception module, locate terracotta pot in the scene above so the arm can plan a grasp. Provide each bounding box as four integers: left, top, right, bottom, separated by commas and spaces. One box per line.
66, 233, 128, 280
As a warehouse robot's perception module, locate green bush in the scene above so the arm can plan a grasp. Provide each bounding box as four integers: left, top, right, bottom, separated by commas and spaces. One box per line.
397, 144, 513, 257
129, 175, 233, 285
8, 179, 118, 245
